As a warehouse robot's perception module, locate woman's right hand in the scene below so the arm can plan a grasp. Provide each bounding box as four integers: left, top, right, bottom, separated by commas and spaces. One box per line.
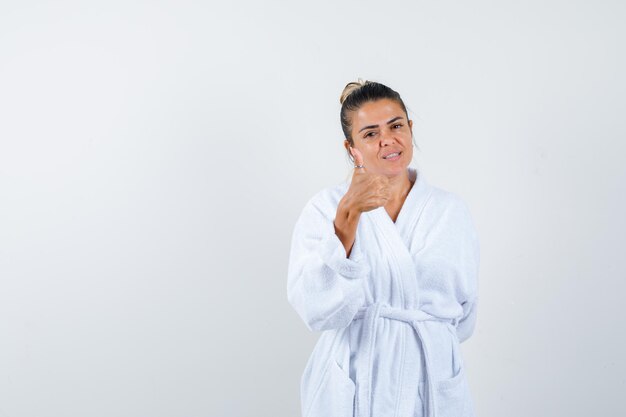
343, 146, 391, 213
334, 146, 390, 257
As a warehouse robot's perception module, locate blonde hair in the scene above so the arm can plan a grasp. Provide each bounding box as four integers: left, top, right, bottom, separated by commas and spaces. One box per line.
339, 78, 369, 105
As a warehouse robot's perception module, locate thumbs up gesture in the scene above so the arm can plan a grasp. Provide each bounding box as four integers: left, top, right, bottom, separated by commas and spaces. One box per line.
345, 146, 391, 213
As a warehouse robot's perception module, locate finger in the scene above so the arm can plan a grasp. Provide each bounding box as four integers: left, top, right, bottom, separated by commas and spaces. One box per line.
350, 146, 365, 170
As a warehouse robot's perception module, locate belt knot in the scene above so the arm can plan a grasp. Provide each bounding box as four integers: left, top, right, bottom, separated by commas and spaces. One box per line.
351, 302, 453, 417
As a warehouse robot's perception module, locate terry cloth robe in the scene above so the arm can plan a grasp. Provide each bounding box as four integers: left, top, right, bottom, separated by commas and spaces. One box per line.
287, 166, 480, 417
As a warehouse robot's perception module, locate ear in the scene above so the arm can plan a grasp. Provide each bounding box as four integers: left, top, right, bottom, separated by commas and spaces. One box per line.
344, 139, 354, 161
408, 119, 413, 130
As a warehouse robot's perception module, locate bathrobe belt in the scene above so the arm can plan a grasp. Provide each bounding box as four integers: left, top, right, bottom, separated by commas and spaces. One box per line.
352, 302, 456, 417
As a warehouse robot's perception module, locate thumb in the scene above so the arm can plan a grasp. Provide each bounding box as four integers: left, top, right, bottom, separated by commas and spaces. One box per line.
350, 146, 366, 171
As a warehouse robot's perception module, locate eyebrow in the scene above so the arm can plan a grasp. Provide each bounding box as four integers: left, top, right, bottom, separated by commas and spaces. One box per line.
358, 116, 405, 133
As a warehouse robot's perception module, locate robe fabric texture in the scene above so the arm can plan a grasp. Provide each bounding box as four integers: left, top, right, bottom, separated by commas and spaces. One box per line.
287, 167, 480, 417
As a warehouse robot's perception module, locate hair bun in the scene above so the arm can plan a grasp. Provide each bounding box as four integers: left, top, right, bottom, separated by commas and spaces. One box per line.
340, 78, 368, 105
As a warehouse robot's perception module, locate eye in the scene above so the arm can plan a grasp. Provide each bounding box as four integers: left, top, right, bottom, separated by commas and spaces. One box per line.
393, 123, 403, 129
364, 131, 376, 138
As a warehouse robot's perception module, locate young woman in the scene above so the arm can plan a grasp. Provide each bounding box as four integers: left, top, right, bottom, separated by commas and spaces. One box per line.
287, 80, 480, 417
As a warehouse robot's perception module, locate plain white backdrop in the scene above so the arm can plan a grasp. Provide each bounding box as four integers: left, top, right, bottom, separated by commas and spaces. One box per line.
1, 1, 625, 416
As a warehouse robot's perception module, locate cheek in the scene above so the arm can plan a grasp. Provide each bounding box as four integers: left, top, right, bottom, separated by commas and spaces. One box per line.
364, 147, 380, 161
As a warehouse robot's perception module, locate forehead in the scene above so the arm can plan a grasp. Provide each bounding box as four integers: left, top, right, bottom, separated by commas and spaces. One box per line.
352, 99, 405, 127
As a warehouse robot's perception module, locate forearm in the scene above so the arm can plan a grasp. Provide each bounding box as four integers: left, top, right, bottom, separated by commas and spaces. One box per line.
287, 200, 368, 331
333, 197, 361, 258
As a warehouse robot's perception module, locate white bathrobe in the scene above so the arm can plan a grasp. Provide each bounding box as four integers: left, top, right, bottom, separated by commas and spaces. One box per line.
287, 167, 480, 417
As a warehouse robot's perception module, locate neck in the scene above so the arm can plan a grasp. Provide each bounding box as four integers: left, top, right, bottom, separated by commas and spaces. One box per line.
386, 169, 414, 203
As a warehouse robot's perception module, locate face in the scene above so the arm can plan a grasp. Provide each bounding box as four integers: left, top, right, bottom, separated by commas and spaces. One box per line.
344, 98, 414, 178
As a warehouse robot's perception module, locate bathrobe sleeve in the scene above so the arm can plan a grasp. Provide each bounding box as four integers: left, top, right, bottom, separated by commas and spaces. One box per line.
287, 196, 369, 332
456, 296, 479, 343
452, 198, 481, 343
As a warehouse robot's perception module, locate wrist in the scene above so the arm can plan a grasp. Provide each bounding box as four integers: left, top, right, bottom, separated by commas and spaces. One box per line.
338, 196, 361, 222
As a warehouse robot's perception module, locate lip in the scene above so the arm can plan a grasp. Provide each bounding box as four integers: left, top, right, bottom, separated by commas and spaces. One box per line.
381, 150, 402, 160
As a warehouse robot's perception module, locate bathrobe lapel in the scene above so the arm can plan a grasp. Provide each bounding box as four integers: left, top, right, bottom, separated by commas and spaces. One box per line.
365, 168, 433, 308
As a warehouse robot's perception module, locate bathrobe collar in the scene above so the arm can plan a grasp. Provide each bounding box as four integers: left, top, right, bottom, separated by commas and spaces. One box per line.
366, 166, 434, 308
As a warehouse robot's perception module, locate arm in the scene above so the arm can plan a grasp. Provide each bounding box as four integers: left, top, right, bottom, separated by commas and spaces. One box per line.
287, 198, 368, 332
454, 198, 481, 343
333, 197, 361, 258
456, 297, 479, 343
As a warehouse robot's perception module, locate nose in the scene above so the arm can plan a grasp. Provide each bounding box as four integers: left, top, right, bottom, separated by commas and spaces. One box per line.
380, 130, 397, 146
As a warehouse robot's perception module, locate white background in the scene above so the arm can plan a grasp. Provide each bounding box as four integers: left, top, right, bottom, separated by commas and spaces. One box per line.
1, 1, 625, 416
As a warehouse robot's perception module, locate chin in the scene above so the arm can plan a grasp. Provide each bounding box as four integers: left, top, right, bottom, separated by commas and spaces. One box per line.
383, 164, 409, 177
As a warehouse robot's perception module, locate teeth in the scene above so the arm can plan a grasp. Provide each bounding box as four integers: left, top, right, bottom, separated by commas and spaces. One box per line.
384, 152, 400, 159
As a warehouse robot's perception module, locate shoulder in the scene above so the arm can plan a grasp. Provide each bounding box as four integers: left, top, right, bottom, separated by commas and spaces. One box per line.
423, 183, 477, 236
427, 184, 471, 214
298, 181, 350, 223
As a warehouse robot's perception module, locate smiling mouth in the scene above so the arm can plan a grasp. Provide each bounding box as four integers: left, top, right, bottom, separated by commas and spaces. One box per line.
383, 151, 402, 160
